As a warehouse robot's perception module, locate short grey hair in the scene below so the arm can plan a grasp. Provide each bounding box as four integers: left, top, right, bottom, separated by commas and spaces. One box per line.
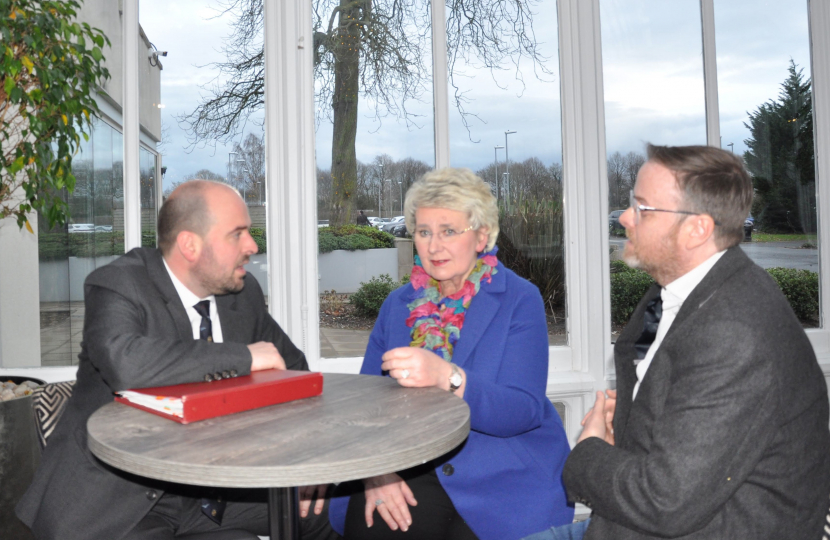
404, 168, 499, 251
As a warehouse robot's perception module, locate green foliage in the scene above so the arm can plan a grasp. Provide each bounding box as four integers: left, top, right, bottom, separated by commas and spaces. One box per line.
250, 227, 267, 253
610, 263, 656, 325
0, 0, 111, 230
349, 274, 399, 316
744, 61, 815, 234
609, 262, 819, 326
766, 267, 819, 321
318, 225, 395, 254
497, 197, 565, 312
38, 230, 155, 260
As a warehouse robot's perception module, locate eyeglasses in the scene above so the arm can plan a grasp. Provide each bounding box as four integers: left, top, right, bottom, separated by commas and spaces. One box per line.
413, 225, 475, 243
629, 191, 720, 226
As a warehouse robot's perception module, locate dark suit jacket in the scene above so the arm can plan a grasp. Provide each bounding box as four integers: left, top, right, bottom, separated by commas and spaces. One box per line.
16, 247, 307, 540
564, 247, 830, 539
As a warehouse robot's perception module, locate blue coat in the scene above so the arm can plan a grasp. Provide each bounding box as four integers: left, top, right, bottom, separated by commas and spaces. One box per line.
329, 264, 573, 540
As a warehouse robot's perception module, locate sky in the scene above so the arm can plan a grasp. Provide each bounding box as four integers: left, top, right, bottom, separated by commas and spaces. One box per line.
138, 0, 812, 194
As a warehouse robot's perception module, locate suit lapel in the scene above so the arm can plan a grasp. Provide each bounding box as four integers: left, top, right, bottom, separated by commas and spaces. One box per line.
144, 248, 194, 343
216, 289, 247, 343
625, 247, 753, 441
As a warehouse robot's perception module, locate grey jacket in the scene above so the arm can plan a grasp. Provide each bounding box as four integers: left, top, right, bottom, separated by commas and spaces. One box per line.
16, 247, 307, 540
564, 246, 830, 539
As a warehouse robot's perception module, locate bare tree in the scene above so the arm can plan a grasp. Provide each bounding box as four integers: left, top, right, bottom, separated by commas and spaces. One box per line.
179, 0, 552, 226
232, 133, 266, 204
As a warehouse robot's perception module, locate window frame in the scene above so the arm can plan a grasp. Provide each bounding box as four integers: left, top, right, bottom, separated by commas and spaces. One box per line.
112, 0, 830, 444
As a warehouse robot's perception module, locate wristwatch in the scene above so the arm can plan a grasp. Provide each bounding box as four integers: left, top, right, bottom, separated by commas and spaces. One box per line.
448, 364, 463, 392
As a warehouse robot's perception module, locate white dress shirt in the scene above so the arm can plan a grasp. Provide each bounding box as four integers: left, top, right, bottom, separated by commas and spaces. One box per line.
632, 250, 726, 399
163, 260, 224, 343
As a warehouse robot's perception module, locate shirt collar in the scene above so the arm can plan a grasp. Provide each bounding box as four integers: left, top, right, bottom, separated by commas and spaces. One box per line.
662, 249, 726, 309
162, 259, 215, 309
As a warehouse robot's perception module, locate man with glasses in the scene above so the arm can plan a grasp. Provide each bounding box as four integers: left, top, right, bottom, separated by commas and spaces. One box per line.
530, 144, 829, 540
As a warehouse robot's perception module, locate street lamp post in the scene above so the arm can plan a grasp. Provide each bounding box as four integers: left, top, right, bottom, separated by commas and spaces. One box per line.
494, 145, 504, 204
398, 181, 403, 214
727, 142, 734, 153
504, 130, 516, 208
227, 152, 237, 185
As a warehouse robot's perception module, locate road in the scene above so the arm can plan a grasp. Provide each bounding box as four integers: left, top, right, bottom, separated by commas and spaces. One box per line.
609, 238, 819, 271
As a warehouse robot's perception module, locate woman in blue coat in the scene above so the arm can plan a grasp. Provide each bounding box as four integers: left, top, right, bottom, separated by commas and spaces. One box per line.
329, 168, 573, 540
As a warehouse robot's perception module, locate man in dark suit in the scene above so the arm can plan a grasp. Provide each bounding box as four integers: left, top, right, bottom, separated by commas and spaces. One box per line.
16, 181, 339, 540
535, 145, 829, 540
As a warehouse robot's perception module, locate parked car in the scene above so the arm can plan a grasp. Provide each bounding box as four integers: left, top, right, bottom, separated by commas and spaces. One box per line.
744, 217, 753, 241
373, 217, 391, 230
382, 216, 405, 233
318, 220, 330, 228
367, 217, 382, 227
68, 223, 95, 233
390, 223, 409, 238
94, 225, 113, 233
609, 210, 625, 231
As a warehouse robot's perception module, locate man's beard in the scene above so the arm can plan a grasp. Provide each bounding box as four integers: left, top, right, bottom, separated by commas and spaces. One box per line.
194, 244, 249, 295
622, 226, 683, 286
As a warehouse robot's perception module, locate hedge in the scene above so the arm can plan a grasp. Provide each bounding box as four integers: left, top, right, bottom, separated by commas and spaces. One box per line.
611, 261, 819, 325
38, 231, 156, 260
318, 225, 395, 254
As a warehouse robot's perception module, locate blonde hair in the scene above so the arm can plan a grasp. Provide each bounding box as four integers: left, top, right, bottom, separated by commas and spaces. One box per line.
404, 168, 499, 251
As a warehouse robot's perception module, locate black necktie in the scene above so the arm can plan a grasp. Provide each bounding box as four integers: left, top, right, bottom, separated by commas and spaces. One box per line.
634, 295, 663, 360
193, 300, 213, 342
193, 300, 225, 524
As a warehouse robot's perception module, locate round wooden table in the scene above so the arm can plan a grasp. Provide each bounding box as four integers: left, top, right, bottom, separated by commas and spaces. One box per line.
87, 373, 470, 540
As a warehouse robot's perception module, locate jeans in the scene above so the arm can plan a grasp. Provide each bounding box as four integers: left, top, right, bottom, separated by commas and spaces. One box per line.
520, 519, 590, 540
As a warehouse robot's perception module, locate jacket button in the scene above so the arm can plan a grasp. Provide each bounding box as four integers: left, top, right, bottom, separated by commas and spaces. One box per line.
213, 372, 223, 381
204, 373, 214, 382
442, 463, 454, 476
146, 490, 158, 501
221, 371, 230, 379
229, 369, 238, 377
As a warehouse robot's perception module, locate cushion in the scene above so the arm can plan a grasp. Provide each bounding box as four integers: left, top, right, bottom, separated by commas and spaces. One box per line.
32, 381, 75, 448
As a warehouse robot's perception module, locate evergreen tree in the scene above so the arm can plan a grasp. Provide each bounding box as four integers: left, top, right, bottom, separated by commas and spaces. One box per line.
743, 60, 815, 233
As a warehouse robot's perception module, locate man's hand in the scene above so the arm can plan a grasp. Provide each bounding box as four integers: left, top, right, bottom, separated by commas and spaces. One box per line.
579, 389, 616, 445
248, 342, 286, 371
298, 484, 330, 518
578, 390, 613, 444
363, 473, 417, 532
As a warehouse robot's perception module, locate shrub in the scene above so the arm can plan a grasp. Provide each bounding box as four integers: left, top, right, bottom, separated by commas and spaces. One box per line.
497, 197, 565, 313
610, 260, 635, 274
250, 227, 267, 253
610, 266, 655, 325
350, 274, 399, 316
766, 267, 819, 321
318, 225, 394, 253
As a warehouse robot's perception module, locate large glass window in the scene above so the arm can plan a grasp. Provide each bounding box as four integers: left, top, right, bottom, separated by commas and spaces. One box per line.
600, 0, 707, 339
447, 0, 565, 346
715, 0, 819, 328
38, 119, 125, 366
311, 0, 435, 358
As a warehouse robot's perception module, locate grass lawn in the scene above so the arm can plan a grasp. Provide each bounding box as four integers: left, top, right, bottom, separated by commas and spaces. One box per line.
751, 232, 818, 244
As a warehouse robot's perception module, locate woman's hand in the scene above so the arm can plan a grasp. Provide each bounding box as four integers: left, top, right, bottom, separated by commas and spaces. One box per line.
298, 484, 330, 518
381, 347, 457, 391
363, 473, 417, 531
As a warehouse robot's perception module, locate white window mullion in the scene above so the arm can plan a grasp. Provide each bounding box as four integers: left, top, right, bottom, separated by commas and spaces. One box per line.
264, 0, 319, 360
556, 0, 609, 445
700, 0, 721, 147
807, 0, 830, 368
431, 0, 450, 168
123, 0, 141, 249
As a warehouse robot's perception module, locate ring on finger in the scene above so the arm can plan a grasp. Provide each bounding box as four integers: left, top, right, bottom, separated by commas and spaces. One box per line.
401, 369, 410, 379
375, 499, 384, 506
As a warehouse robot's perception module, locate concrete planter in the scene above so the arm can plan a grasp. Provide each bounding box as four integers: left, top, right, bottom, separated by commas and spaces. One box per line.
318, 248, 399, 293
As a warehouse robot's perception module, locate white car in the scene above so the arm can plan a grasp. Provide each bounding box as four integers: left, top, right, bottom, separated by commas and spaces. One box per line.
373, 217, 391, 230
68, 223, 95, 233
381, 216, 405, 233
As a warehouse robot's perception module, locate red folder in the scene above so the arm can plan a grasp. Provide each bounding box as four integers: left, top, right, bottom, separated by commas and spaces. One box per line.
114, 369, 323, 424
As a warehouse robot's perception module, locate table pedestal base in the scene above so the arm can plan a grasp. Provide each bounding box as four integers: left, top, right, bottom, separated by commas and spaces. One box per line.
268, 487, 299, 540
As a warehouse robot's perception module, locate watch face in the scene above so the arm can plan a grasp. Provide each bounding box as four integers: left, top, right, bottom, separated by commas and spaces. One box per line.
449, 367, 463, 388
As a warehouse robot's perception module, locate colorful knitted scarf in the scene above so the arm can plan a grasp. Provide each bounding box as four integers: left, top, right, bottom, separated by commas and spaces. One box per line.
406, 248, 499, 361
